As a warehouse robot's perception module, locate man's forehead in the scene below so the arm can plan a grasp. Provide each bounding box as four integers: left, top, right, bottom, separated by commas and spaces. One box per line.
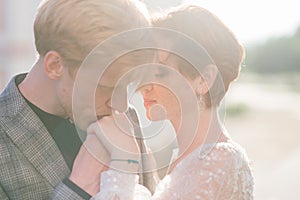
83, 49, 155, 88
98, 68, 127, 88
98, 63, 142, 87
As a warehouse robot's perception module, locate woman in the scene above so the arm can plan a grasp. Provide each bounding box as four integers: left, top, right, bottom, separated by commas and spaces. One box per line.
91, 4, 254, 199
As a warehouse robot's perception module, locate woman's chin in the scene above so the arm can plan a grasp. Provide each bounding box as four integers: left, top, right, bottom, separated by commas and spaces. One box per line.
146, 110, 166, 121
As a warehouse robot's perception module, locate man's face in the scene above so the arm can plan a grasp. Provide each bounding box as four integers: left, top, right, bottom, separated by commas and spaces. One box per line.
63, 49, 153, 131
94, 68, 128, 120
61, 64, 129, 131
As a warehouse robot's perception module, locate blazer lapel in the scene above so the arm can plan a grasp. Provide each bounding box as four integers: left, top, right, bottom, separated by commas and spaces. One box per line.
0, 75, 70, 187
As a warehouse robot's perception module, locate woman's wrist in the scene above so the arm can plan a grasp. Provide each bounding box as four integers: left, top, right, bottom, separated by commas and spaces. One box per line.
109, 154, 140, 173
111, 158, 140, 165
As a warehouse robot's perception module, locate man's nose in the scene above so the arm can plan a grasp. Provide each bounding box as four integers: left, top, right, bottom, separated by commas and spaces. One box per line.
106, 98, 112, 108
108, 88, 128, 112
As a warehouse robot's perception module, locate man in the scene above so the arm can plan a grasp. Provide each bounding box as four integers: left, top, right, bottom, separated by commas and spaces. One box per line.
0, 0, 152, 199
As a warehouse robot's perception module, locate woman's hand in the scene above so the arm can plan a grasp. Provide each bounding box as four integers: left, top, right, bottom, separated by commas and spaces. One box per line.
87, 113, 141, 173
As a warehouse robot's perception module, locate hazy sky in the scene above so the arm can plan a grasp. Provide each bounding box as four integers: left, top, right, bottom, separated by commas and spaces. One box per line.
183, 0, 300, 44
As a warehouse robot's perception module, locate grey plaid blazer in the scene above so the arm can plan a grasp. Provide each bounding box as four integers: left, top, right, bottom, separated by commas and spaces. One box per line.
0, 74, 86, 200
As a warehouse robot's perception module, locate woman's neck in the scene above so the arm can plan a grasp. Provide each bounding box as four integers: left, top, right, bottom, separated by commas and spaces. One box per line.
168, 107, 228, 173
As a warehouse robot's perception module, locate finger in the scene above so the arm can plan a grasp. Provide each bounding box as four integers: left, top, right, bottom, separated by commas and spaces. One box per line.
147, 148, 158, 171
112, 110, 134, 136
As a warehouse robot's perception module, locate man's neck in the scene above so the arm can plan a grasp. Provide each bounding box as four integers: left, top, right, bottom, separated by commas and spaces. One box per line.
18, 62, 66, 117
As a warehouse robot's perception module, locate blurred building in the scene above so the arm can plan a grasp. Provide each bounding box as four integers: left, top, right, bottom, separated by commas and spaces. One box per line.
0, 0, 40, 91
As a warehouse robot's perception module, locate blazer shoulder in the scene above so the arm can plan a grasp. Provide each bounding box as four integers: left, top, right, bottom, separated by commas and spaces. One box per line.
0, 74, 27, 117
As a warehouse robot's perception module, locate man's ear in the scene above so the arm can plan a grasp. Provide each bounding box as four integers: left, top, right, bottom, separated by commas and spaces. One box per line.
194, 64, 218, 95
44, 51, 64, 80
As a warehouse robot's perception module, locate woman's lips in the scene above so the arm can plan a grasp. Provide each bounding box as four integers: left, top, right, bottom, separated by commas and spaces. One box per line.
143, 99, 156, 107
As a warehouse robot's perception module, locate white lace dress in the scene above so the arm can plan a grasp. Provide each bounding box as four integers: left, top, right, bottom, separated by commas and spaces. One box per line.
92, 141, 254, 200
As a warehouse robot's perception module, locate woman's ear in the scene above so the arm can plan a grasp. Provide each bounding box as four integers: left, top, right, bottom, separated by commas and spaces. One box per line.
44, 51, 64, 80
194, 64, 218, 95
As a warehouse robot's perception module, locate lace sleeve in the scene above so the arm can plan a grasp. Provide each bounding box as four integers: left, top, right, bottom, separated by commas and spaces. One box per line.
91, 170, 151, 200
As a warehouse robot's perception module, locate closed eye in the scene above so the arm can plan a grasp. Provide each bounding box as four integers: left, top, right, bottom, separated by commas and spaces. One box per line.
155, 68, 169, 78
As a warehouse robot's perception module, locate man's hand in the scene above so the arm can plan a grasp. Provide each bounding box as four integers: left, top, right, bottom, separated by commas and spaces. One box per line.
69, 131, 110, 196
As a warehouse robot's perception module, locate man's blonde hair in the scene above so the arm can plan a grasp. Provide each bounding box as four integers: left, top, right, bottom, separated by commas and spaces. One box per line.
34, 0, 151, 68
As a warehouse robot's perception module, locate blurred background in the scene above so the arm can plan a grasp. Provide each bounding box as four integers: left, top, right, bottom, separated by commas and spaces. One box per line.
1, 0, 299, 199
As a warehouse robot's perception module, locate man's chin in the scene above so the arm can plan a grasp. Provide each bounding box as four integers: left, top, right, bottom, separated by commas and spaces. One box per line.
72, 117, 96, 132
75, 115, 110, 130
97, 115, 110, 120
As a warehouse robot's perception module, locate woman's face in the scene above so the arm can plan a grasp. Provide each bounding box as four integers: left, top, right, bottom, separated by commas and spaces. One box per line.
140, 52, 196, 128
141, 77, 181, 125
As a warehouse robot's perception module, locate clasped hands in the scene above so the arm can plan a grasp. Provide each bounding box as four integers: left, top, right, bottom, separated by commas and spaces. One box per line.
69, 112, 140, 195
88, 112, 141, 172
